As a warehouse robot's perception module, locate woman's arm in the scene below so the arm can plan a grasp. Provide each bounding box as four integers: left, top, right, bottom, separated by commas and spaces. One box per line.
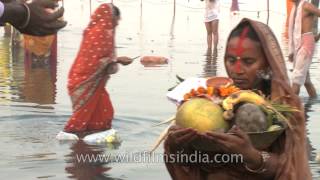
105, 62, 119, 75
104, 56, 133, 74
244, 150, 279, 177
164, 125, 199, 153
116, 56, 133, 65
0, 0, 66, 36
204, 126, 278, 178
165, 125, 280, 178
0, 1, 27, 27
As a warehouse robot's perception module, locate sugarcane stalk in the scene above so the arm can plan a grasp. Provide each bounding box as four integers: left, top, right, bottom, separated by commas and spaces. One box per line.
152, 116, 175, 127
150, 121, 175, 153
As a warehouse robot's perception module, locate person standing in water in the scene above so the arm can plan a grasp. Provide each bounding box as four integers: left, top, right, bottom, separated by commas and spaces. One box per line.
63, 4, 132, 134
230, 0, 240, 15
202, 0, 220, 54
230, 0, 240, 28
288, 0, 319, 98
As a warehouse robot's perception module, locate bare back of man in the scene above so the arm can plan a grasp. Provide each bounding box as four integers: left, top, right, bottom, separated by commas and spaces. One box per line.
301, 2, 318, 33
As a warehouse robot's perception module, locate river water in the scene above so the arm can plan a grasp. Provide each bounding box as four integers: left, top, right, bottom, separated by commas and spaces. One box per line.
0, 0, 319, 179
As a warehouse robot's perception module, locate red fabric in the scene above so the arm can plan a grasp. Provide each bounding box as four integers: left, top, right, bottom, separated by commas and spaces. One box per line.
64, 3, 116, 133
65, 80, 114, 132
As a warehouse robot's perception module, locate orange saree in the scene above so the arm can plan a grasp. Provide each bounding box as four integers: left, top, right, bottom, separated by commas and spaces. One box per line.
64, 4, 117, 133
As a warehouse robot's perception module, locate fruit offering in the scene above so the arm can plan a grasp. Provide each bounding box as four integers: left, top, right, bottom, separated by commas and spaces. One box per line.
176, 98, 229, 132
151, 77, 298, 152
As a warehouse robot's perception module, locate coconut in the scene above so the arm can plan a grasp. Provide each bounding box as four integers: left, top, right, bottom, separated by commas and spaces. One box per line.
234, 103, 270, 132
176, 98, 229, 132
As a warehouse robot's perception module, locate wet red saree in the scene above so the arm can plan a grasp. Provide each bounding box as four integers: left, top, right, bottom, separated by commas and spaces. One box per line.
64, 3, 117, 133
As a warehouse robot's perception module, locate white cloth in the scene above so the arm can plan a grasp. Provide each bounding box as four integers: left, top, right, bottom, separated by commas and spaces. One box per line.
291, 33, 315, 85
288, 0, 315, 85
56, 131, 79, 140
166, 77, 207, 104
288, 0, 306, 56
83, 128, 121, 144
56, 129, 121, 144
204, 0, 220, 22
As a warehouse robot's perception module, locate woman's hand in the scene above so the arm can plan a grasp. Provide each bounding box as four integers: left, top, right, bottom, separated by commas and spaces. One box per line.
166, 125, 198, 149
203, 126, 262, 169
2, 0, 66, 36
105, 62, 119, 75
117, 56, 133, 65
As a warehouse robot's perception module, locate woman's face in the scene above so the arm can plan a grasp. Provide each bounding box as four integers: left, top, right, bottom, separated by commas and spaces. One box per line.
225, 36, 268, 90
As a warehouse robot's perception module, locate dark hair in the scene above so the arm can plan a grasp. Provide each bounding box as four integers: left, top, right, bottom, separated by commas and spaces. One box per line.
112, 5, 121, 17
229, 22, 260, 42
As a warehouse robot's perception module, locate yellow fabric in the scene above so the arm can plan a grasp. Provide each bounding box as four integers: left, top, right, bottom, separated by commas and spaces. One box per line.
23, 35, 55, 56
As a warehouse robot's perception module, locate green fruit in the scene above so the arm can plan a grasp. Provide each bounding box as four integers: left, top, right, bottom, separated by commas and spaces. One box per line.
176, 98, 229, 132
267, 125, 282, 132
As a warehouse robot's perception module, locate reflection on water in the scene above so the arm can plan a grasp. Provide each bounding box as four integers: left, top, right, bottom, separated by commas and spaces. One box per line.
0, 36, 12, 103
0, 0, 319, 179
65, 141, 115, 180
22, 36, 57, 105
304, 98, 320, 178
0, 33, 57, 106
202, 49, 218, 78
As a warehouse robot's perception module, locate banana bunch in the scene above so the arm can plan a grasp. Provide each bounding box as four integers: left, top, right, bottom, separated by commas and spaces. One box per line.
222, 90, 266, 110
222, 90, 294, 129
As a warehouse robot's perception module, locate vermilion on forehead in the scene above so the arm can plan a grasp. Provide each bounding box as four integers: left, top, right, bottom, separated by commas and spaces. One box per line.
228, 27, 250, 72
229, 27, 250, 56
226, 39, 259, 57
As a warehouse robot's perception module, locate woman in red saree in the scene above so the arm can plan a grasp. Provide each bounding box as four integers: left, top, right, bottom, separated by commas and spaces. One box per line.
64, 4, 132, 133
164, 19, 311, 180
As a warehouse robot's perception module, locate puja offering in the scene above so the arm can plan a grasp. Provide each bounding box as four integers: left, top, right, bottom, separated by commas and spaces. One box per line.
175, 98, 229, 133
151, 76, 298, 152
140, 56, 168, 66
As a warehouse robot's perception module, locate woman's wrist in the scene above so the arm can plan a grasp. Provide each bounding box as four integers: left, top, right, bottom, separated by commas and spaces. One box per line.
244, 149, 263, 170
244, 150, 271, 173
2, 2, 27, 27
105, 62, 119, 74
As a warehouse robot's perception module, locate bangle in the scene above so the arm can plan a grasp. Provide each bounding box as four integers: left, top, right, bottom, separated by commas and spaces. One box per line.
19, 3, 30, 29
244, 151, 270, 173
